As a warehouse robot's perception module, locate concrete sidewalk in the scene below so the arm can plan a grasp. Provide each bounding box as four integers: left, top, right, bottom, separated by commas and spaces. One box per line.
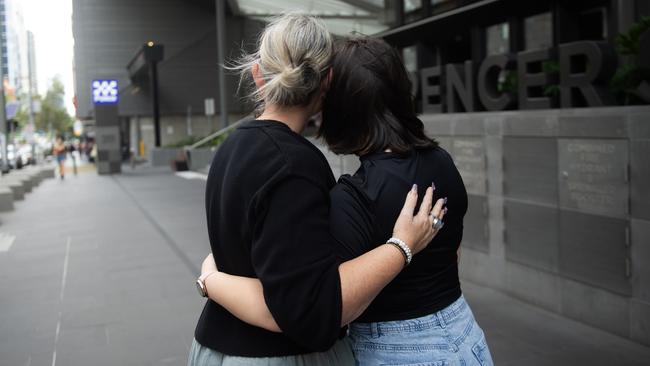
0, 166, 648, 366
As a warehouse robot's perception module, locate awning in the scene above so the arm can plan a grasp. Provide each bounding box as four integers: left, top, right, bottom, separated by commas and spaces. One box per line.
231, 0, 389, 35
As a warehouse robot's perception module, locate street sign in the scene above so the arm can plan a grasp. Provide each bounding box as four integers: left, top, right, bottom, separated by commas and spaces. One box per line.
92, 80, 119, 104
205, 98, 215, 116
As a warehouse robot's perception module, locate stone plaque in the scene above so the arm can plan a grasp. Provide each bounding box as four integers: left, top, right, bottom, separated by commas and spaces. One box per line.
559, 210, 631, 296
504, 200, 559, 272
450, 137, 487, 196
631, 140, 650, 220
503, 137, 558, 204
558, 139, 629, 217
436, 137, 453, 153
463, 194, 489, 252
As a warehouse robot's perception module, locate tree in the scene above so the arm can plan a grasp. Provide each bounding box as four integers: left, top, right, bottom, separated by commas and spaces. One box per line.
34, 77, 73, 134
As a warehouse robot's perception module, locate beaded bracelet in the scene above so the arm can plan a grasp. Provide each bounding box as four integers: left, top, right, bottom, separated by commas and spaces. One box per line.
387, 237, 413, 266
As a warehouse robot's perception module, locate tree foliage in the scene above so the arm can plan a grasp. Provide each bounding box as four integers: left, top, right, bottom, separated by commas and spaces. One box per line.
612, 16, 650, 104
615, 16, 650, 56
32, 77, 73, 134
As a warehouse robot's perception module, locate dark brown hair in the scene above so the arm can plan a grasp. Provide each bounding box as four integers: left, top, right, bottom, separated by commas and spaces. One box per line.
319, 37, 437, 156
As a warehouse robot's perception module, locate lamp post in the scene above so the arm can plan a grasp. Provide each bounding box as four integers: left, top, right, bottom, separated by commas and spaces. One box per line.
145, 42, 164, 147
126, 42, 164, 147
216, 0, 228, 128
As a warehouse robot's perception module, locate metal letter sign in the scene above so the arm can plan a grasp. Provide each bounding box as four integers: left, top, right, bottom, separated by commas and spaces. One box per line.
92, 80, 118, 104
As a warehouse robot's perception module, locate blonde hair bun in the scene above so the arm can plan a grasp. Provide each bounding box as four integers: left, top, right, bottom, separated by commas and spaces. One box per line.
232, 12, 333, 107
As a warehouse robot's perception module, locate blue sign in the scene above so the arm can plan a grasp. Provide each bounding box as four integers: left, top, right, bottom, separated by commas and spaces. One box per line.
92, 79, 118, 104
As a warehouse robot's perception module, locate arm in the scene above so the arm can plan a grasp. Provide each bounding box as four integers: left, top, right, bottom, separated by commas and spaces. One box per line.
203, 185, 446, 332
203, 240, 408, 332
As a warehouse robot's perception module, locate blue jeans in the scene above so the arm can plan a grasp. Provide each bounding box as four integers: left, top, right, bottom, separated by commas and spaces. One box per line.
349, 295, 493, 366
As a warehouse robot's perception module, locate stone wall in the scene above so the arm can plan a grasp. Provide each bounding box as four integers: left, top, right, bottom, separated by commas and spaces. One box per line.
318, 105, 650, 346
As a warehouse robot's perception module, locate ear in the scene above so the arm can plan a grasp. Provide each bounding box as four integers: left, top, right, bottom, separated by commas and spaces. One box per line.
322, 68, 333, 92
251, 63, 265, 89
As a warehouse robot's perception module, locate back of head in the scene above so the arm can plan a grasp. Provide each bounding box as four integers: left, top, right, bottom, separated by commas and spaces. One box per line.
234, 13, 333, 108
320, 37, 436, 156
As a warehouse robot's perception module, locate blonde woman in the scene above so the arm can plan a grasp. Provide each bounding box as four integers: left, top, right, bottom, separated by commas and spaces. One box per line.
188, 13, 445, 366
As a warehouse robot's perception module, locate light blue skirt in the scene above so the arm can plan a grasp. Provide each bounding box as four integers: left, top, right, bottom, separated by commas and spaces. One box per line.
349, 295, 494, 366
187, 337, 355, 366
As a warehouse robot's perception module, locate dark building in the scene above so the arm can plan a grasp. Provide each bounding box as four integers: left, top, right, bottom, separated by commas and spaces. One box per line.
72, 0, 265, 157
369, 0, 650, 347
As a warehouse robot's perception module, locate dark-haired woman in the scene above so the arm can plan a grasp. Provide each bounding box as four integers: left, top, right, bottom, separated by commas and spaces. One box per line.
197, 36, 492, 365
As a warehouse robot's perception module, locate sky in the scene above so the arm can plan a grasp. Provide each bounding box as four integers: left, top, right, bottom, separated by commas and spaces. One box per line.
20, 0, 75, 115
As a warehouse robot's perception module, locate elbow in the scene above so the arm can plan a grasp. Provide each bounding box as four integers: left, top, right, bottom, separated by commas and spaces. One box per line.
261, 315, 282, 333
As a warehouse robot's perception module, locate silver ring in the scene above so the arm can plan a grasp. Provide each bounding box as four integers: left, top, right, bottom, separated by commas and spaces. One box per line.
432, 217, 444, 230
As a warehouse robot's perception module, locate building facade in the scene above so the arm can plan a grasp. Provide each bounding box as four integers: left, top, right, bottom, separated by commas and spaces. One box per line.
26, 30, 37, 97
72, 0, 266, 158
368, 0, 650, 347
0, 0, 28, 102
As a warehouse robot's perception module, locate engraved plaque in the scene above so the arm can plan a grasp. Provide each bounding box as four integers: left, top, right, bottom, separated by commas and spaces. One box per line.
504, 200, 559, 272
631, 140, 650, 220
463, 194, 489, 252
503, 137, 558, 204
450, 137, 487, 196
559, 210, 631, 295
558, 139, 629, 217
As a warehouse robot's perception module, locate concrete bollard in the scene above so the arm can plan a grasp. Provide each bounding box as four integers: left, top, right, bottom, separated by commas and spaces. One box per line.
4, 174, 32, 193
11, 171, 40, 189
0, 179, 25, 200
0, 186, 14, 212
36, 166, 57, 180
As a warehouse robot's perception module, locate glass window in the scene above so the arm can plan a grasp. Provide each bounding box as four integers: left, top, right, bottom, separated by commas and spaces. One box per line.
486, 22, 509, 55
402, 45, 418, 72
405, 0, 422, 12
578, 7, 607, 40
525, 12, 553, 50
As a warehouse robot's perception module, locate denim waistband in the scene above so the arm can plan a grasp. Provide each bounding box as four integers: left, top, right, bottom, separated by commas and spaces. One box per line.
350, 295, 467, 336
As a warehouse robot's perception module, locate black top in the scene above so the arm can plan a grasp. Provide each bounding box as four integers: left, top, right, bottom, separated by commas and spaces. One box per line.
194, 119, 344, 357
329, 147, 468, 323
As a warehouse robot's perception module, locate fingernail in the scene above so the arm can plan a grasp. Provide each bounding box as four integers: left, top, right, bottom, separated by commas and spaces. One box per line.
444, 207, 448, 214
412, 184, 417, 192
444, 197, 448, 204
432, 182, 436, 191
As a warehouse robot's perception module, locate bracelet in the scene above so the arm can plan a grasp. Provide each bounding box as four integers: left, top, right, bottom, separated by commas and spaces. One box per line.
387, 237, 412, 266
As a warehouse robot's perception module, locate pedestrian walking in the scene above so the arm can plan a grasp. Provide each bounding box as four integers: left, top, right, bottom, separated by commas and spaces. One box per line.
52, 136, 67, 180
68, 142, 78, 176
196, 37, 493, 365
187, 13, 442, 366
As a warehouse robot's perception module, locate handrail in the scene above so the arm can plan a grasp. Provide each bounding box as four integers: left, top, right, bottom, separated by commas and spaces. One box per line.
186, 118, 246, 150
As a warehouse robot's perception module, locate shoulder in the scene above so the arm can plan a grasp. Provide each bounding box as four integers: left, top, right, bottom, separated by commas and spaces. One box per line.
257, 129, 334, 189
331, 174, 371, 208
